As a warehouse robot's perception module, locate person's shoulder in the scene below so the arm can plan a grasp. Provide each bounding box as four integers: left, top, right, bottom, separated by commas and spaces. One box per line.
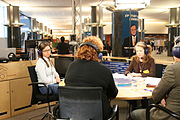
124, 36, 131, 41
149, 56, 155, 61
169, 62, 180, 69
36, 58, 45, 66
97, 62, 112, 72
36, 58, 43, 62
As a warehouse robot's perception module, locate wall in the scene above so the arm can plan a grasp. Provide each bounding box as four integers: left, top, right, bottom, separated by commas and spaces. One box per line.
144, 21, 168, 34
0, 6, 7, 48
0, 38, 7, 48
103, 21, 168, 35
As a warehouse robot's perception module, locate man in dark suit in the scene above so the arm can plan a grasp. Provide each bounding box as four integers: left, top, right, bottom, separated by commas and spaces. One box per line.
122, 24, 138, 57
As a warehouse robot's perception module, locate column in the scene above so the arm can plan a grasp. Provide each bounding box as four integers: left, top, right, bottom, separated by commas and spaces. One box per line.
167, 7, 180, 56
6, 5, 22, 48
112, 11, 123, 57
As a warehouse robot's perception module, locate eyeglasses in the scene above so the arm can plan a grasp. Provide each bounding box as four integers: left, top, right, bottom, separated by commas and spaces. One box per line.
42, 49, 51, 52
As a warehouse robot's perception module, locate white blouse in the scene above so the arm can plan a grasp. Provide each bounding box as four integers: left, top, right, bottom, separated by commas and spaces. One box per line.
35, 57, 59, 85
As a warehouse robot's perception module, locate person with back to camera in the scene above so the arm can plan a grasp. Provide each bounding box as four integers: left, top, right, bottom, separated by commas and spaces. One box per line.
125, 41, 155, 77
64, 36, 118, 120
35, 41, 61, 96
123, 24, 138, 57
56, 36, 70, 54
130, 44, 180, 120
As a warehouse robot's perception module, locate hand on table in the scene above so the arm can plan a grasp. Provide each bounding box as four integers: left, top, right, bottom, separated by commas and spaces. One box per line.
127, 73, 142, 77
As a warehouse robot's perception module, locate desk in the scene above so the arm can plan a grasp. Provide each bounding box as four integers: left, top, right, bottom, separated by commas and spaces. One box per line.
113, 74, 160, 100
116, 86, 153, 100
59, 78, 155, 101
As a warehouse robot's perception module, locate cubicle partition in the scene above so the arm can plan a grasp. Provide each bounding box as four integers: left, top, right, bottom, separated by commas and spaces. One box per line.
102, 61, 129, 74
102, 61, 166, 78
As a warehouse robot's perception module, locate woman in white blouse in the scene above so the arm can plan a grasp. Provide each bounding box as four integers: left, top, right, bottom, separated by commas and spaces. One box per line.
35, 41, 60, 95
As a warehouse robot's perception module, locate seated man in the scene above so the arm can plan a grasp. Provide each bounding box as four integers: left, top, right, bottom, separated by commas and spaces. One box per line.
56, 36, 70, 54
130, 44, 180, 120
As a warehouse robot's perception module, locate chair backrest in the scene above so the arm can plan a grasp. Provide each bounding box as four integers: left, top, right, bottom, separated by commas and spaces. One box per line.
54, 57, 74, 78
155, 64, 164, 78
59, 86, 103, 120
28, 65, 42, 104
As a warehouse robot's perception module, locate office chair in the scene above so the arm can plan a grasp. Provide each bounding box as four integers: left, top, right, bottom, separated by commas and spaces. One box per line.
54, 86, 119, 120
146, 104, 180, 120
28, 66, 58, 120
54, 57, 73, 78
155, 64, 164, 78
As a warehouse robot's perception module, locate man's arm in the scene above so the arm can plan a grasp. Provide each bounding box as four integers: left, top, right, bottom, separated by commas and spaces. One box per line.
152, 65, 175, 104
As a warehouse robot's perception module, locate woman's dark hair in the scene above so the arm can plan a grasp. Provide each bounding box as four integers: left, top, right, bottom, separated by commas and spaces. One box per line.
38, 41, 52, 67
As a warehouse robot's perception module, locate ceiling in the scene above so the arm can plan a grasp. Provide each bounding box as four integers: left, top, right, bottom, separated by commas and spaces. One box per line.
2, 0, 180, 36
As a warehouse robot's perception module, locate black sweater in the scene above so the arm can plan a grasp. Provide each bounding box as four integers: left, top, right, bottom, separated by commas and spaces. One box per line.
65, 59, 118, 120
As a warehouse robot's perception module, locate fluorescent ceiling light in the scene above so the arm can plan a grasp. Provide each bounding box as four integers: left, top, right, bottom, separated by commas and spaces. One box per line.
115, 0, 151, 9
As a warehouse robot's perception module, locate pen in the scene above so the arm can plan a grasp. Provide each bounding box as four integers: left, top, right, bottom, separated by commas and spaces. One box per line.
144, 89, 153, 92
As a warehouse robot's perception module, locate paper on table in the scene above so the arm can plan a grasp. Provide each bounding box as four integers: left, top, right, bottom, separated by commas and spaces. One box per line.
112, 73, 127, 79
145, 77, 161, 86
113, 73, 132, 87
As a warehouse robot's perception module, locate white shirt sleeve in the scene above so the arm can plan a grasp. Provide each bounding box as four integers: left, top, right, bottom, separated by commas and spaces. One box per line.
52, 66, 59, 78
35, 58, 56, 85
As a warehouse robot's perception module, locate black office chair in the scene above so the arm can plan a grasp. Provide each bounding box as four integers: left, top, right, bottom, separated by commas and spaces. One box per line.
155, 64, 164, 78
54, 57, 74, 78
54, 86, 119, 120
146, 104, 180, 120
28, 66, 58, 120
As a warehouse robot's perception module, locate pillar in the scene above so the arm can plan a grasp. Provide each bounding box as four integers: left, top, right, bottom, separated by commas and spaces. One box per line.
112, 11, 123, 57
167, 7, 180, 56
7, 5, 21, 48
91, 6, 97, 36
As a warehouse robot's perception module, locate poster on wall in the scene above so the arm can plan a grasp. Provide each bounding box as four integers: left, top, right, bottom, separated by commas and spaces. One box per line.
121, 10, 138, 57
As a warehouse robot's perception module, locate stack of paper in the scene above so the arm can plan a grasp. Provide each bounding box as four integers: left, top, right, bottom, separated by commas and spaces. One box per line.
113, 73, 132, 87
145, 77, 161, 87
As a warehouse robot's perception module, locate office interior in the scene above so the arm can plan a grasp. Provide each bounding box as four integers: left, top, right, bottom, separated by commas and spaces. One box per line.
0, 0, 180, 120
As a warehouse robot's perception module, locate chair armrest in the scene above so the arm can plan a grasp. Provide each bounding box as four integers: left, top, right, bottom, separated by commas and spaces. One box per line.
108, 104, 119, 120
28, 82, 47, 88
146, 104, 180, 120
28, 82, 50, 101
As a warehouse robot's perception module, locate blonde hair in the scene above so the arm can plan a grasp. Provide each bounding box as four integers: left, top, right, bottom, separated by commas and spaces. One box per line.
132, 42, 153, 63
75, 36, 103, 62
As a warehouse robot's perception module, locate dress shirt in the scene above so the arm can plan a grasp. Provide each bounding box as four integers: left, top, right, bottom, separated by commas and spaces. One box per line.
132, 36, 136, 46
35, 57, 59, 86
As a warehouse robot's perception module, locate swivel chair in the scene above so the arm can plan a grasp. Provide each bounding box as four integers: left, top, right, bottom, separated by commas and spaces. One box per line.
54, 86, 119, 120
28, 66, 58, 120
146, 104, 180, 120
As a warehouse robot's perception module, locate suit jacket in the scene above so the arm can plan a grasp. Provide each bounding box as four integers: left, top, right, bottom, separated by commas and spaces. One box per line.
122, 36, 138, 57
151, 62, 180, 120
